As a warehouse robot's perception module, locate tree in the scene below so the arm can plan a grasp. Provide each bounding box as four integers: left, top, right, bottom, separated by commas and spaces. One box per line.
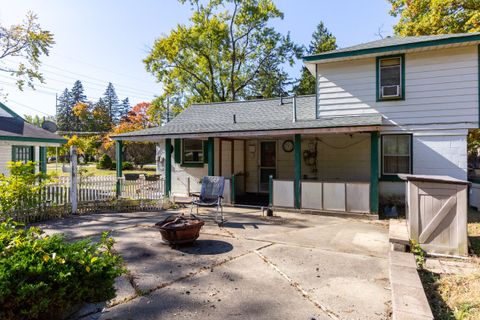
103, 83, 119, 123
0, 12, 54, 92
104, 102, 155, 167
388, 0, 480, 36
144, 0, 301, 117
56, 88, 73, 131
118, 97, 131, 122
69, 80, 87, 131
293, 22, 337, 95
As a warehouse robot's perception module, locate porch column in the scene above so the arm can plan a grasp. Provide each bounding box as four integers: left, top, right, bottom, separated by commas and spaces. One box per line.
39, 146, 47, 174
165, 138, 172, 196
294, 134, 301, 209
370, 132, 379, 214
115, 140, 123, 197
207, 137, 214, 176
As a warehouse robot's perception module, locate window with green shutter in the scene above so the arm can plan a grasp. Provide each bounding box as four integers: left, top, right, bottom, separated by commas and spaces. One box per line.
12, 146, 34, 163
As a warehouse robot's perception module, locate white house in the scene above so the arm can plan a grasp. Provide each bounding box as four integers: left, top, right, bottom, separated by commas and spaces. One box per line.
0, 102, 66, 175
113, 33, 480, 216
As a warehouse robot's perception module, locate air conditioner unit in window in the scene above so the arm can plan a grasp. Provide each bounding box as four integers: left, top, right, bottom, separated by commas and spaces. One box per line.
381, 85, 401, 98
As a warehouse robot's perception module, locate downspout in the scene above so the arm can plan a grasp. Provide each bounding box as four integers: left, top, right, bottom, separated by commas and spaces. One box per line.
292, 95, 297, 123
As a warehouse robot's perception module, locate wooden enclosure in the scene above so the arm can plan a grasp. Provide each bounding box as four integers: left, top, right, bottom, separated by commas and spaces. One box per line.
400, 175, 469, 256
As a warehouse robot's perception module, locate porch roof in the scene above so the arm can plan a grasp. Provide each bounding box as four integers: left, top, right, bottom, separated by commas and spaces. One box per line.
113, 95, 382, 140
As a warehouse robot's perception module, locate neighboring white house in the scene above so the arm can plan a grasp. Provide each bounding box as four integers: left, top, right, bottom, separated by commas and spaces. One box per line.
113, 33, 480, 216
0, 102, 66, 175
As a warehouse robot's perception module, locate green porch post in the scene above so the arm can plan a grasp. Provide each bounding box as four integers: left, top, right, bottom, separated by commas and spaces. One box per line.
115, 140, 123, 197
39, 146, 47, 174
294, 134, 301, 209
370, 132, 379, 214
207, 137, 214, 176
165, 138, 172, 196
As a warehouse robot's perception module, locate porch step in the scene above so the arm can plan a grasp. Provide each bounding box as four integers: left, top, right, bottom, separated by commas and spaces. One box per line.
389, 219, 410, 252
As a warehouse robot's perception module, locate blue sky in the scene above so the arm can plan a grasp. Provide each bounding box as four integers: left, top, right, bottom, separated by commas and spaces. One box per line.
0, 0, 398, 118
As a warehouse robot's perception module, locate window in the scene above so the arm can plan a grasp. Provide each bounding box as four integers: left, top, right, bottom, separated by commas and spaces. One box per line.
377, 55, 404, 100
12, 146, 34, 163
182, 139, 204, 164
382, 135, 411, 175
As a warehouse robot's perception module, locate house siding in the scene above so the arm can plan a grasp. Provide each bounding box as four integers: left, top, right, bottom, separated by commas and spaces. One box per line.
0, 145, 11, 175
317, 45, 479, 131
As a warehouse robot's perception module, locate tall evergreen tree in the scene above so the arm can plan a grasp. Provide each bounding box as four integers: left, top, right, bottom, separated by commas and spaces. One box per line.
103, 82, 119, 124
69, 80, 87, 130
56, 88, 72, 131
293, 22, 337, 96
118, 97, 131, 122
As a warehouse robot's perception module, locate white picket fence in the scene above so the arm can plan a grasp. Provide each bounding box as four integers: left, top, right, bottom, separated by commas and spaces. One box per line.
42, 175, 164, 206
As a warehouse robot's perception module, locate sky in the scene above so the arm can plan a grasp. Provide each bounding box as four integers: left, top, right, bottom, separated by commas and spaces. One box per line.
0, 0, 398, 118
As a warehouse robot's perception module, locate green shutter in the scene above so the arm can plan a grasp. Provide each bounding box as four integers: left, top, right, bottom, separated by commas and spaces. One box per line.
174, 139, 181, 163
203, 140, 208, 163
39, 147, 47, 173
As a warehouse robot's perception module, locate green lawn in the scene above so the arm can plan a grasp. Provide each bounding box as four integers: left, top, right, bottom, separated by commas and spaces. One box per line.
47, 163, 157, 177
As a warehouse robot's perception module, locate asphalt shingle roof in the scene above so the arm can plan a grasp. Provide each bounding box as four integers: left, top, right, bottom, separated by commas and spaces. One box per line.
114, 95, 382, 139
304, 32, 480, 61
0, 116, 66, 143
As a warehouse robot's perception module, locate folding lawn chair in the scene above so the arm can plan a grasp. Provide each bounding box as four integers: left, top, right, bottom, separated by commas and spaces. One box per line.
190, 176, 225, 224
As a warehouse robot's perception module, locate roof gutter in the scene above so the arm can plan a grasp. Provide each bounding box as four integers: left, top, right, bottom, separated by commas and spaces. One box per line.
303, 34, 480, 62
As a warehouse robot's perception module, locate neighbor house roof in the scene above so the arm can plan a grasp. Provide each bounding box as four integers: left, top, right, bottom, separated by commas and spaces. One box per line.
0, 102, 66, 144
304, 32, 480, 63
113, 95, 382, 140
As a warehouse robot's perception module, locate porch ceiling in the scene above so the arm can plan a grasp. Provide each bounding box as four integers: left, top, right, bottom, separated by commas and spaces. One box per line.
113, 114, 383, 141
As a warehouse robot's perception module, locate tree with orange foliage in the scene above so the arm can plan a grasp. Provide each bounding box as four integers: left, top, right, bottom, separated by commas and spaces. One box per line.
104, 102, 155, 167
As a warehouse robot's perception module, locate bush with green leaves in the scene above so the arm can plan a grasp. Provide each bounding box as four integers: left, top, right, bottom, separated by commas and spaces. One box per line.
0, 219, 124, 320
0, 161, 50, 216
96, 154, 112, 169
122, 161, 134, 170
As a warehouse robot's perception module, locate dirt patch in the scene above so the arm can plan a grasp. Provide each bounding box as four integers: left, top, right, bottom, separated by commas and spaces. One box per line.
468, 209, 480, 256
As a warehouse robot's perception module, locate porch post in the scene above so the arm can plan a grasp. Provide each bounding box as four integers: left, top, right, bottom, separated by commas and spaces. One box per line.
294, 134, 301, 209
207, 137, 214, 176
165, 138, 172, 196
115, 140, 123, 197
370, 132, 379, 214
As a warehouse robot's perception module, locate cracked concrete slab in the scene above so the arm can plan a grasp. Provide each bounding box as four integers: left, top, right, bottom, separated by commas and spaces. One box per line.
99, 253, 330, 320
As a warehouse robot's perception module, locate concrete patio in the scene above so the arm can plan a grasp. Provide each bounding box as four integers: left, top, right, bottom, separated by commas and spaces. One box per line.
35, 207, 391, 320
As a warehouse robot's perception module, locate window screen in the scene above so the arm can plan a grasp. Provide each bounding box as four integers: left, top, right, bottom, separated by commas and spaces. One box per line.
382, 135, 411, 175
183, 139, 204, 164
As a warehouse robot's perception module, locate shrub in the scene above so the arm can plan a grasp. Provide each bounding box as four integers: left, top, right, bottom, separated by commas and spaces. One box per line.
0, 219, 124, 320
0, 162, 50, 216
122, 161, 134, 170
110, 161, 117, 170
96, 154, 112, 170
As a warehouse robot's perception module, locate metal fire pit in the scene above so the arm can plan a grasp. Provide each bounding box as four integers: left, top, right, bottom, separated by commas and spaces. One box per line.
155, 214, 205, 245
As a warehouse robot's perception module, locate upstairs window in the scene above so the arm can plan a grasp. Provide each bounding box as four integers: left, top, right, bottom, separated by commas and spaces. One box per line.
377, 55, 404, 100
382, 135, 411, 175
182, 139, 204, 164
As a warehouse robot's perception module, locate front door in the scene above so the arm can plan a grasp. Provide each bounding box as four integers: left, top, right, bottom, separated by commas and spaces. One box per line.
259, 141, 276, 193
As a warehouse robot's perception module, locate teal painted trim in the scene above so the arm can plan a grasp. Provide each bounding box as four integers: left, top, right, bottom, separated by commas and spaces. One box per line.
39, 147, 47, 174
231, 174, 236, 205
0, 101, 23, 119
174, 139, 181, 163
165, 138, 172, 196
207, 137, 214, 176
376, 54, 405, 102
303, 34, 480, 62
315, 64, 319, 119
268, 175, 273, 206
203, 140, 208, 163
0, 135, 66, 144
294, 134, 301, 209
30, 146, 35, 164
115, 141, 123, 197
370, 132, 379, 214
